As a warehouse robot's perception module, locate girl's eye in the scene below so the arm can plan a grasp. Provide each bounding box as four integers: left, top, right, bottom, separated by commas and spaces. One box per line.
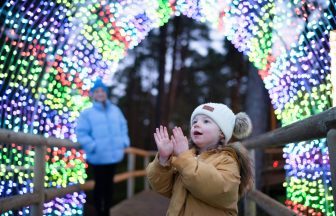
204, 119, 209, 123
192, 120, 197, 124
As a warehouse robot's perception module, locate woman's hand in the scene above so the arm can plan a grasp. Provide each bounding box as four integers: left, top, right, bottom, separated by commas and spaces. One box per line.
171, 127, 189, 156
154, 126, 173, 165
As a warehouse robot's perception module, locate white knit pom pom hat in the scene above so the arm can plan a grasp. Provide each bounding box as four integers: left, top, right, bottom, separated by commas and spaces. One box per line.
190, 103, 252, 143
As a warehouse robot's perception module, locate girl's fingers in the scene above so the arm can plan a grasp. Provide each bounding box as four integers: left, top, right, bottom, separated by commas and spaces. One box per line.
164, 126, 169, 138
171, 135, 175, 143
159, 126, 163, 138
172, 127, 178, 136
173, 127, 184, 139
157, 127, 164, 140
160, 125, 166, 138
171, 135, 176, 147
153, 133, 160, 146
178, 127, 184, 136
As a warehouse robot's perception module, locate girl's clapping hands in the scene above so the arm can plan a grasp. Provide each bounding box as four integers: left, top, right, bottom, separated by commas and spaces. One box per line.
171, 127, 189, 156
153, 126, 173, 164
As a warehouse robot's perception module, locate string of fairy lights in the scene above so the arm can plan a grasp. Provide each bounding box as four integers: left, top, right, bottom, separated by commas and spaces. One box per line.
0, 0, 335, 215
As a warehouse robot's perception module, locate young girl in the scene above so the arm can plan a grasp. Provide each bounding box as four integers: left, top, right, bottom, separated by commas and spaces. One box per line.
146, 103, 253, 216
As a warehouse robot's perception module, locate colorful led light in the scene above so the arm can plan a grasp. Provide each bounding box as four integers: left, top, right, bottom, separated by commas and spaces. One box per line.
0, 0, 335, 215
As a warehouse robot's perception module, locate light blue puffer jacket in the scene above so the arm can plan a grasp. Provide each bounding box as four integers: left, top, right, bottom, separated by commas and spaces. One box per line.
76, 100, 130, 165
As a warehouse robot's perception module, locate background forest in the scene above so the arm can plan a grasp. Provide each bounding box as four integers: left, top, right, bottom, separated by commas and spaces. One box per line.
109, 16, 273, 151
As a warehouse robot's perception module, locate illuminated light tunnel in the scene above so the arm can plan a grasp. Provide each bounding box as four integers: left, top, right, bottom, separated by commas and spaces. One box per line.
0, 0, 335, 215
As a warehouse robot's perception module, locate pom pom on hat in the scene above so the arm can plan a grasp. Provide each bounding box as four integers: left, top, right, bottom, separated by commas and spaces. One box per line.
233, 112, 252, 139
190, 103, 252, 143
90, 78, 108, 94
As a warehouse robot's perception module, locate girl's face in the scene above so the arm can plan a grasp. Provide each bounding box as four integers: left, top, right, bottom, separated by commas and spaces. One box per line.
190, 114, 223, 152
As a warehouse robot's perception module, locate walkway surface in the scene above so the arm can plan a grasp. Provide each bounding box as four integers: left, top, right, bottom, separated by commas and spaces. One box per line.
110, 190, 169, 216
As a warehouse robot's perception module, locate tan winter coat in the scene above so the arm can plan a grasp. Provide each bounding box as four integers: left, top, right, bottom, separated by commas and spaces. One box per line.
146, 148, 240, 216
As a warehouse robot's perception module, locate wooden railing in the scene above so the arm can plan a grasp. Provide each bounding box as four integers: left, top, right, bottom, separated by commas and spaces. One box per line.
80, 147, 156, 198
242, 107, 336, 216
0, 129, 156, 215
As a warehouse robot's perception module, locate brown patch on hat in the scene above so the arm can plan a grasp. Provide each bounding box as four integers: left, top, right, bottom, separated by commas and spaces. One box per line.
202, 105, 214, 112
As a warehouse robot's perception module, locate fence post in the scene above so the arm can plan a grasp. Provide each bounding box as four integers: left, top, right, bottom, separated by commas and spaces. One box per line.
30, 145, 46, 216
144, 156, 149, 190
127, 153, 135, 198
245, 149, 256, 216
327, 129, 336, 215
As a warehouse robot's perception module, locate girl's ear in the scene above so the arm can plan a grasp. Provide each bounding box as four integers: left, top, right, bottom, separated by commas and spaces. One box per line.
219, 132, 226, 144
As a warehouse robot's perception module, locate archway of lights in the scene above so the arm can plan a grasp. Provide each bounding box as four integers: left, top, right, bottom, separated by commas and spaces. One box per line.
0, 0, 335, 215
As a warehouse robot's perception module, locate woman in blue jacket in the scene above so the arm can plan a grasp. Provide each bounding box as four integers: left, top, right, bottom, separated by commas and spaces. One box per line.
76, 79, 130, 216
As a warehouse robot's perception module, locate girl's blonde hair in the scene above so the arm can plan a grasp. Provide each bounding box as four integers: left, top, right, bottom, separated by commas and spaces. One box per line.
226, 142, 254, 197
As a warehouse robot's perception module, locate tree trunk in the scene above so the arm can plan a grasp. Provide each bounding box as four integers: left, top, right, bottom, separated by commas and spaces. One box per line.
165, 16, 182, 124
226, 40, 246, 112
155, 25, 168, 128
125, 52, 140, 148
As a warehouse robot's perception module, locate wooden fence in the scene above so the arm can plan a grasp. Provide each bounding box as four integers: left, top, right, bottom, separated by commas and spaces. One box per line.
0, 129, 155, 215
